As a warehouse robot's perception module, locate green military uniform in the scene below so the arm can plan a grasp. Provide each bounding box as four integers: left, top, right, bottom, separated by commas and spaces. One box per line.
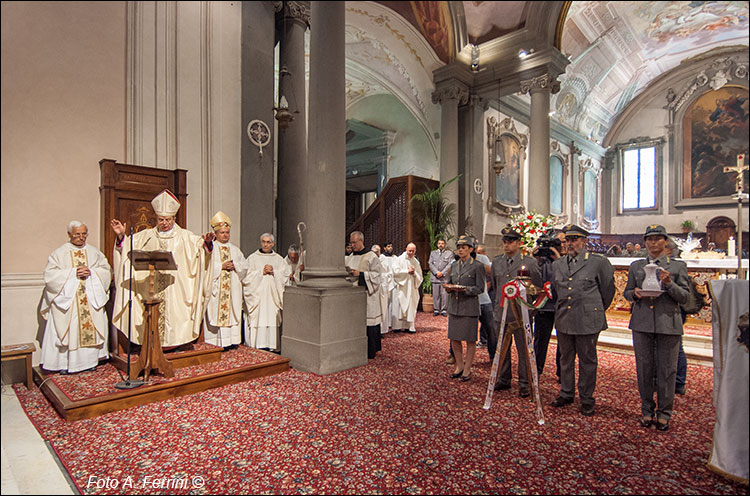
624, 224, 690, 428
490, 227, 542, 394
551, 224, 615, 414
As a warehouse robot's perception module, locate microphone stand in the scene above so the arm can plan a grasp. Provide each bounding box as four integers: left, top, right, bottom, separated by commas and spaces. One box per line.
115, 227, 145, 389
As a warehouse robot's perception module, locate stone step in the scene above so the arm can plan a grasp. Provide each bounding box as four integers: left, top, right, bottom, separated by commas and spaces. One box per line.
551, 327, 713, 366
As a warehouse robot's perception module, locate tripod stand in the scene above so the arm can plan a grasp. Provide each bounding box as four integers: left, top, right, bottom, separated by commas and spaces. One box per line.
483, 279, 547, 425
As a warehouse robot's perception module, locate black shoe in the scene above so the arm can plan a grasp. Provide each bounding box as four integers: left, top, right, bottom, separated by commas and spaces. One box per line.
640, 416, 655, 428
519, 389, 530, 398
441, 312, 448, 317
460, 372, 472, 382
450, 371, 463, 379
551, 396, 573, 407
494, 382, 511, 391
675, 386, 685, 395
656, 419, 670, 431
433, 311, 439, 316
580, 404, 595, 416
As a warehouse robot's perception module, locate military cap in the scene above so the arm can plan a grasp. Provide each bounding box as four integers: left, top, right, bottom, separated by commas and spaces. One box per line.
643, 224, 668, 239
501, 226, 522, 241
456, 234, 475, 247
562, 224, 589, 238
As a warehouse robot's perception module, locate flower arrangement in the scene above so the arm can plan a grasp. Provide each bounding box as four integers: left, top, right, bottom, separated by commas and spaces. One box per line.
509, 211, 555, 252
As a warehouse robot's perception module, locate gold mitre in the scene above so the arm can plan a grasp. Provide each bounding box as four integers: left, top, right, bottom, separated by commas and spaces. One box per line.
151, 189, 181, 217
210, 211, 232, 231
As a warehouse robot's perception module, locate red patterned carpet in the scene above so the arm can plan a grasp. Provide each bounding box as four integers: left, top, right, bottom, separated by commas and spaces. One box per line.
15, 313, 745, 495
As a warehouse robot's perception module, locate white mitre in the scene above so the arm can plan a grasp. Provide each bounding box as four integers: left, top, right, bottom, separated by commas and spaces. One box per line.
152, 189, 181, 217
210, 211, 232, 231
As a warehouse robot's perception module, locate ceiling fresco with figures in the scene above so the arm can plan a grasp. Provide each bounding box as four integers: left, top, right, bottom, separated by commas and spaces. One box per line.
343, 1, 748, 147
557, 1, 749, 143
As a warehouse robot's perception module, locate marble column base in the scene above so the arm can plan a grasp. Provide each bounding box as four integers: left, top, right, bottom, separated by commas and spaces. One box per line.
281, 285, 367, 374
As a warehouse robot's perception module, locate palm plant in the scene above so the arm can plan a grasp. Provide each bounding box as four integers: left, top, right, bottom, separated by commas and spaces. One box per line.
410, 175, 459, 252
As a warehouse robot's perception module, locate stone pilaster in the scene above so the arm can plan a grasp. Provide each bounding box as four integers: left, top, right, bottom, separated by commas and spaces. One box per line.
276, 1, 310, 253
432, 82, 469, 237
520, 74, 559, 215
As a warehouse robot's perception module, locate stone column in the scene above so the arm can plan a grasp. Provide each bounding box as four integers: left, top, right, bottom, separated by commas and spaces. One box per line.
432, 82, 468, 234
281, 1, 367, 375
276, 1, 310, 253
520, 74, 559, 216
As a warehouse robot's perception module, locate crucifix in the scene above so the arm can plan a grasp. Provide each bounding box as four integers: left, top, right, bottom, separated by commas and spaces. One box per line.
723, 154, 749, 278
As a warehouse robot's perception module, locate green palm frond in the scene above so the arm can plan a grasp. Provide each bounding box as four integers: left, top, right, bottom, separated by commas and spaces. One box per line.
411, 175, 459, 251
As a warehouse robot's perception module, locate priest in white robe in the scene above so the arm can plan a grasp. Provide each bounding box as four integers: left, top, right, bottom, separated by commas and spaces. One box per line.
110, 189, 213, 347
284, 244, 304, 287
243, 233, 290, 350
391, 242, 423, 333
203, 211, 247, 349
379, 241, 398, 333
346, 232, 383, 359
371, 245, 391, 335
41, 221, 111, 373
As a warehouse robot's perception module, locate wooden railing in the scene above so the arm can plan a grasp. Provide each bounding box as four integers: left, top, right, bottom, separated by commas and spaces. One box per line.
347, 175, 439, 271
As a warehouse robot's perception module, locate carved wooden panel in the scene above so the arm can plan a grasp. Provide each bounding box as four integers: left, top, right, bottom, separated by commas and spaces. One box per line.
99, 159, 187, 266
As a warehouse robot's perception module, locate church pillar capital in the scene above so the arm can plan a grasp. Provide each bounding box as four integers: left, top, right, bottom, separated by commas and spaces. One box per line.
432, 83, 469, 106
519, 74, 561, 95
275, 1, 310, 29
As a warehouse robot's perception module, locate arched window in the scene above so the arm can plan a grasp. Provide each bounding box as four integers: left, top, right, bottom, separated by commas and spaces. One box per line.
549, 155, 564, 215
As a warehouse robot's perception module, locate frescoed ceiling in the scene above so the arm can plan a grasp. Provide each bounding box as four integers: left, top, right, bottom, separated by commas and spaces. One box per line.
350, 1, 749, 146
556, 1, 749, 143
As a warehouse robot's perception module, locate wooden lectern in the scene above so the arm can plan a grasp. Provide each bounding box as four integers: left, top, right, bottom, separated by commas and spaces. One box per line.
129, 250, 177, 381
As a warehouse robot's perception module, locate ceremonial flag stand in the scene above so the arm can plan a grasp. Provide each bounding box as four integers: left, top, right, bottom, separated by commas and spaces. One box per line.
483, 278, 553, 425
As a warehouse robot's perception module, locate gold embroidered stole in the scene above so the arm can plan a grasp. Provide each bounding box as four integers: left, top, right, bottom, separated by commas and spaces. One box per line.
70, 249, 97, 347
217, 246, 233, 327
156, 236, 170, 339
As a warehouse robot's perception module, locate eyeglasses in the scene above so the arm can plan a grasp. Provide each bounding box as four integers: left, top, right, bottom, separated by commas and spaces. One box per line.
70, 233, 89, 237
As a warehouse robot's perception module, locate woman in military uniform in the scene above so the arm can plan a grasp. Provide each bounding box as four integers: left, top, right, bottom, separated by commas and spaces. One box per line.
444, 235, 486, 382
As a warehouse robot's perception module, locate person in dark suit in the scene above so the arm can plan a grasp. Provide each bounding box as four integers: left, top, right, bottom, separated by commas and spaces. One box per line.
444, 235, 486, 382
490, 226, 542, 397
429, 238, 454, 317
624, 225, 690, 431
550, 224, 615, 416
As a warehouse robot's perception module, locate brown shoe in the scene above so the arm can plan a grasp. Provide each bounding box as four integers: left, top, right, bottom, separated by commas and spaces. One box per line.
445, 355, 456, 365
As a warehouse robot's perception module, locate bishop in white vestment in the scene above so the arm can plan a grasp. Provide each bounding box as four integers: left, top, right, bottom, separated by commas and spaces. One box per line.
110, 190, 213, 347
391, 243, 423, 333
41, 221, 111, 373
243, 233, 290, 350
203, 211, 247, 349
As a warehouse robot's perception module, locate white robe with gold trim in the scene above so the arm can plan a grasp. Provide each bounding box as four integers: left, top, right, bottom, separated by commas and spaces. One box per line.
40, 242, 111, 372
203, 241, 247, 347
112, 225, 208, 347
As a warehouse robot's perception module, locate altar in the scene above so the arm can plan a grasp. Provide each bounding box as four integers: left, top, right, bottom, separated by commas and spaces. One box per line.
607, 257, 749, 325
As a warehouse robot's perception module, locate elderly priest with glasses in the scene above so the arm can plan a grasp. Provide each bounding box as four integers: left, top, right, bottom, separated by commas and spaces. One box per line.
40, 221, 112, 374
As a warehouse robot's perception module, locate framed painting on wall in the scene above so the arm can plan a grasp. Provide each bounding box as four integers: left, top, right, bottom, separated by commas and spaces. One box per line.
682, 85, 749, 201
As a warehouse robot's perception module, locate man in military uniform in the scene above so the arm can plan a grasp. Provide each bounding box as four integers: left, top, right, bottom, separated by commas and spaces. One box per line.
624, 225, 689, 431
490, 226, 542, 397
551, 224, 615, 416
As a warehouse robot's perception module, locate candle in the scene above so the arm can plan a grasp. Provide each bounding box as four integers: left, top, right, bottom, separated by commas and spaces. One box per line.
728, 236, 736, 258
